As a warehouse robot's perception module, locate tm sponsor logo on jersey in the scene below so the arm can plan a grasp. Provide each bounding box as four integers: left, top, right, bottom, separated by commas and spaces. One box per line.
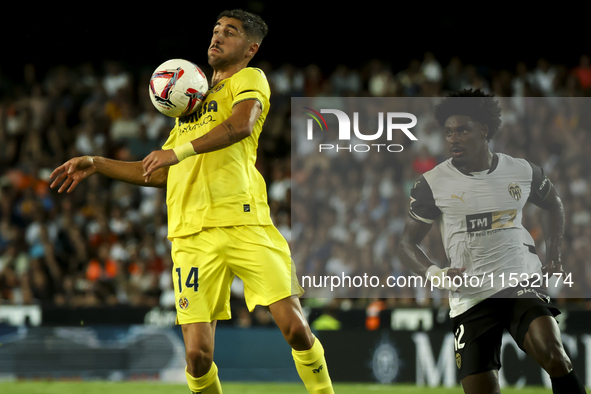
302, 107, 417, 153
466, 210, 517, 234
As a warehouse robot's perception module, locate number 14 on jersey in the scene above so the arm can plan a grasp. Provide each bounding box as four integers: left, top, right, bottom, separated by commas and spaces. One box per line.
176, 267, 199, 292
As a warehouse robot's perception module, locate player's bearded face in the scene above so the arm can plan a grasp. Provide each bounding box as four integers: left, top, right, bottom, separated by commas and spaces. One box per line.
208, 18, 251, 68
444, 115, 489, 168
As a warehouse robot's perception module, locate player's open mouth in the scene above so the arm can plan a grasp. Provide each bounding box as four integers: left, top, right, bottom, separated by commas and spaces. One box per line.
451, 148, 464, 157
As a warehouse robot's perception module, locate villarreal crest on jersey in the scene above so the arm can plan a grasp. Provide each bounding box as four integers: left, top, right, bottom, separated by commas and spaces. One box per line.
162, 67, 273, 239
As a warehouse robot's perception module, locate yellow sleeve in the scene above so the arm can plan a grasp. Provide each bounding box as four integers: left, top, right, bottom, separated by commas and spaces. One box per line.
231, 68, 270, 111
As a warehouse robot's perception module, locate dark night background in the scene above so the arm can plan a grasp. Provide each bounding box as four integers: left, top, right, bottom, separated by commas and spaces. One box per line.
5, 3, 588, 81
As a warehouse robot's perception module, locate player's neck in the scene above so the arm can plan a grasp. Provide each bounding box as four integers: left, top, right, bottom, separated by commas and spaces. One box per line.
455, 149, 494, 174
211, 62, 248, 86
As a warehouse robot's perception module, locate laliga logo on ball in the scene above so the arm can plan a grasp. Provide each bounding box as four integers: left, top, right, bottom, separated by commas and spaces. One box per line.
303, 108, 417, 153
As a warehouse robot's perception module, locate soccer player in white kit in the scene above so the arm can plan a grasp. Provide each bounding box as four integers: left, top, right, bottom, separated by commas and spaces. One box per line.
398, 89, 586, 394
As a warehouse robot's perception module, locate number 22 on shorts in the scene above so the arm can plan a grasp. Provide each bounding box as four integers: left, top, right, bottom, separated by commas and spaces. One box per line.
176, 267, 199, 292
454, 324, 465, 351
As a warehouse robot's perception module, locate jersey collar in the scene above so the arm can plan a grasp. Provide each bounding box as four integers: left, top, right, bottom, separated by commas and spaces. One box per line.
486, 153, 499, 174
451, 153, 499, 176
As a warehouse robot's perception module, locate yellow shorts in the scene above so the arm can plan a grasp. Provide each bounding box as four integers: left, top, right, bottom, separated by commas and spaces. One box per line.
171, 225, 304, 324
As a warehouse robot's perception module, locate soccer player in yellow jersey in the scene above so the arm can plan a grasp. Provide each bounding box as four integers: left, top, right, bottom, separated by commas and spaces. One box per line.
50, 9, 334, 394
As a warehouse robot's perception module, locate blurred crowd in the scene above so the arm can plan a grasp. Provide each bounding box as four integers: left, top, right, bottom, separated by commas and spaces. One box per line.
0, 52, 590, 324
292, 95, 591, 306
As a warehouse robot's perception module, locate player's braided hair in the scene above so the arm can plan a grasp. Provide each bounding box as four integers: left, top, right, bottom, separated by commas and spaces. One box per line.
434, 89, 502, 141
217, 9, 268, 44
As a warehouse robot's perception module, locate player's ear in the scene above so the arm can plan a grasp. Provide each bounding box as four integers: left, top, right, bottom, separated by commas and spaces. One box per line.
247, 42, 259, 58
481, 125, 489, 141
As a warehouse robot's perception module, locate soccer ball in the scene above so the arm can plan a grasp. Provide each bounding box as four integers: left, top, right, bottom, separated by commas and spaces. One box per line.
149, 59, 209, 118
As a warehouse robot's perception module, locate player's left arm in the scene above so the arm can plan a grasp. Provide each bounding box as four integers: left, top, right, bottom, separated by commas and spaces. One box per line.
527, 162, 565, 276
141, 99, 261, 181
534, 184, 565, 276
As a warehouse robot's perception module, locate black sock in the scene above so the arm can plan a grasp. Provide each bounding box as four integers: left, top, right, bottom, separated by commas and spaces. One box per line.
551, 370, 586, 394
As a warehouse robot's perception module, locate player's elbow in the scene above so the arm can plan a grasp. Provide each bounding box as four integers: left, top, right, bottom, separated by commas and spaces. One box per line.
231, 125, 254, 144
397, 237, 414, 262
535, 184, 563, 213
237, 126, 253, 139
225, 118, 254, 143
552, 193, 564, 211
540, 193, 564, 214
397, 229, 428, 272
228, 100, 260, 141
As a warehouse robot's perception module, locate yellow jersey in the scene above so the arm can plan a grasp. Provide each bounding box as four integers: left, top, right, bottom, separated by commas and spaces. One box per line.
162, 67, 273, 239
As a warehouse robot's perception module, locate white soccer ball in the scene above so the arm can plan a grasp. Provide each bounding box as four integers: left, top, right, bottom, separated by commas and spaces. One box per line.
149, 59, 209, 118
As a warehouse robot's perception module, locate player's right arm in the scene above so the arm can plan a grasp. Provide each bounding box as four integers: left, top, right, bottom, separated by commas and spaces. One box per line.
398, 216, 466, 290
50, 156, 168, 193
398, 215, 437, 277
398, 176, 465, 290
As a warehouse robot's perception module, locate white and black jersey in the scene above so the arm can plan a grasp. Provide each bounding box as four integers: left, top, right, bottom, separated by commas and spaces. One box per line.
409, 153, 552, 317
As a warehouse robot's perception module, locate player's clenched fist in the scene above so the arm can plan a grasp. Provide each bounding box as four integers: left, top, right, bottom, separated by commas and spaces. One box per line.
50, 156, 97, 193
426, 265, 466, 292
542, 259, 565, 277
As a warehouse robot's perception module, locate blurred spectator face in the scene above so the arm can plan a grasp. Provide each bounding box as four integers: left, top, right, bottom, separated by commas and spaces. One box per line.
537, 58, 549, 72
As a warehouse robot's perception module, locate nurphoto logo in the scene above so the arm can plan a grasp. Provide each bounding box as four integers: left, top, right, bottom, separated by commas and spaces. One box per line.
303, 107, 418, 153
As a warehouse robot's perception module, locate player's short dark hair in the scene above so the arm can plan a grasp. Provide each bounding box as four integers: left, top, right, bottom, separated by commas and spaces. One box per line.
434, 89, 502, 141
217, 9, 268, 44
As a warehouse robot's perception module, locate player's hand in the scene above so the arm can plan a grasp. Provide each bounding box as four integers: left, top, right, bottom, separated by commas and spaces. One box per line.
142, 149, 179, 183
50, 156, 96, 193
426, 266, 466, 293
542, 259, 565, 277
